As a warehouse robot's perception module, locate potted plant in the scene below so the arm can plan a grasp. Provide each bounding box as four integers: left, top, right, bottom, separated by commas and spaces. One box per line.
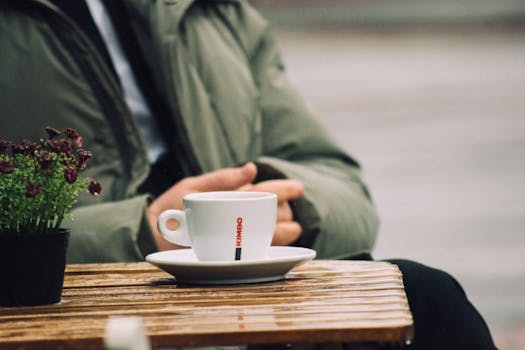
0, 127, 101, 306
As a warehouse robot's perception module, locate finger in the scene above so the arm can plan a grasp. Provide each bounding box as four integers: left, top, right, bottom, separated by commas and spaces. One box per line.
236, 183, 254, 191
277, 202, 293, 222
271, 221, 302, 246
187, 162, 257, 192
249, 179, 304, 203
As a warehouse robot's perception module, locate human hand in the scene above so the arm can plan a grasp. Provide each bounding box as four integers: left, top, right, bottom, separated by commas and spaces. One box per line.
240, 179, 304, 246
147, 162, 258, 251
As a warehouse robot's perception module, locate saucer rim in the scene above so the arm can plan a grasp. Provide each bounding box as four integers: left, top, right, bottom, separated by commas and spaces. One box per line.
145, 246, 316, 285
145, 246, 316, 267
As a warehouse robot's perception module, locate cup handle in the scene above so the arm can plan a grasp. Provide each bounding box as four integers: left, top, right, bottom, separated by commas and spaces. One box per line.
157, 210, 191, 247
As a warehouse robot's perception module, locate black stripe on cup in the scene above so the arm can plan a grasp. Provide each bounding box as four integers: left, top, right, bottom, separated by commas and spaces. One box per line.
235, 247, 242, 261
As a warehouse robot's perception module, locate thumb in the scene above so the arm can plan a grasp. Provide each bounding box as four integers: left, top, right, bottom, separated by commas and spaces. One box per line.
188, 162, 257, 192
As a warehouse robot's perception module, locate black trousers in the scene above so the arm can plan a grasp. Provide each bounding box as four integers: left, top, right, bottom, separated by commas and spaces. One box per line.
385, 259, 497, 350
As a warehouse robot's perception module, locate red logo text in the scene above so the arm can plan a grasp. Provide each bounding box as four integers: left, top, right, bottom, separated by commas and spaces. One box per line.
236, 217, 243, 247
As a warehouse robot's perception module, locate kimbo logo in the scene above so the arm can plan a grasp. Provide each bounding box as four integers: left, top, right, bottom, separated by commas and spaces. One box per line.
235, 217, 243, 260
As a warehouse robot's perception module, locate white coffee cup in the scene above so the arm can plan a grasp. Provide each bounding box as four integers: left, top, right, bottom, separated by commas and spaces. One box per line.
157, 191, 277, 261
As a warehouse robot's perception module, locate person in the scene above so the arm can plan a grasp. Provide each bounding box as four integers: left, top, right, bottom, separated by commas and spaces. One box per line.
0, 1, 496, 349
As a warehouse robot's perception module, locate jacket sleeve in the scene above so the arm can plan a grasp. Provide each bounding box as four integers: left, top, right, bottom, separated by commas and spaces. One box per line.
246, 7, 379, 259
64, 195, 158, 263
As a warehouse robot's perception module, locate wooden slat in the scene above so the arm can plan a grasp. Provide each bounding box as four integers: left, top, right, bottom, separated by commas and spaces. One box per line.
0, 260, 413, 350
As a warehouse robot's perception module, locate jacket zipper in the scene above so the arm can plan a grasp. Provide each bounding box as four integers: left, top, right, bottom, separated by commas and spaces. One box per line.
105, 0, 201, 179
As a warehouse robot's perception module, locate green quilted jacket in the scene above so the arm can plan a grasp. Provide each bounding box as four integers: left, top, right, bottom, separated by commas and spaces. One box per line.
0, 0, 379, 262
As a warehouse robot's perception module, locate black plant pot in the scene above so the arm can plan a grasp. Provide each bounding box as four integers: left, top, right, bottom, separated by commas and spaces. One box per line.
0, 229, 69, 307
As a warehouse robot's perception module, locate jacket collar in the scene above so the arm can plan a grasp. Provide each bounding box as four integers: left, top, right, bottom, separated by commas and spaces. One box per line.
144, 0, 240, 29
26, 0, 195, 28
161, 0, 196, 25
29, 0, 237, 30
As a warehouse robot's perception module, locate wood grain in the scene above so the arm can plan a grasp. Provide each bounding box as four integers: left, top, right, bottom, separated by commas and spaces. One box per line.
0, 260, 413, 350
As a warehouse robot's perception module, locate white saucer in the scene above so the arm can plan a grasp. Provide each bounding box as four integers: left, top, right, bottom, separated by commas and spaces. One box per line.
146, 246, 316, 285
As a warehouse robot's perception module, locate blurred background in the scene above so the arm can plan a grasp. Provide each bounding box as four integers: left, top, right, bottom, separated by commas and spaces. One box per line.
251, 1, 525, 349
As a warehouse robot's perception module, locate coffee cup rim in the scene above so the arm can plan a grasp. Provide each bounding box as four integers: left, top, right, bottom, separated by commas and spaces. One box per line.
184, 191, 277, 201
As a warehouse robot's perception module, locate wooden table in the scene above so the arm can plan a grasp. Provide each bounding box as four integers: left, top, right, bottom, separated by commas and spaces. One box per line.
0, 260, 413, 350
